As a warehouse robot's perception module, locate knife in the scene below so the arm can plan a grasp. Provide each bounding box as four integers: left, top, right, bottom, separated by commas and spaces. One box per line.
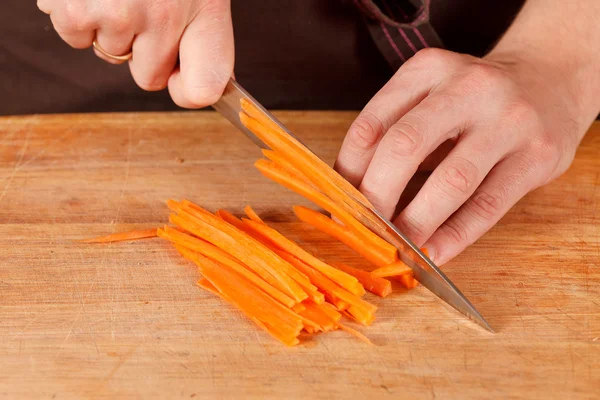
213, 78, 494, 333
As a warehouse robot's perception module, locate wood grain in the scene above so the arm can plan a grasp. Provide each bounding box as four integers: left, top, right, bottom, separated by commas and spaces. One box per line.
0, 112, 598, 399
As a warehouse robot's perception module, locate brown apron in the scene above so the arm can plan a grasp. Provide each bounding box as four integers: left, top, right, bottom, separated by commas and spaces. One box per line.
0, 0, 524, 116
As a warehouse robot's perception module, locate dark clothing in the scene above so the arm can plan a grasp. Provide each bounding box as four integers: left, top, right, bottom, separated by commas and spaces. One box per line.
0, 0, 524, 116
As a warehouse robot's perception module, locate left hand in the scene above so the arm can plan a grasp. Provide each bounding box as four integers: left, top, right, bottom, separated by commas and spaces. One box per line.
335, 48, 582, 265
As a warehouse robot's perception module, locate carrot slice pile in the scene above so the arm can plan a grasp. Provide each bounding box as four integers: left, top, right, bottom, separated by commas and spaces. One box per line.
82, 102, 430, 346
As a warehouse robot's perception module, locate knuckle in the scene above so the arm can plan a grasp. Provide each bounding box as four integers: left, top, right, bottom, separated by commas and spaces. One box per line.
62, 2, 93, 32
440, 219, 469, 245
436, 158, 479, 197
347, 111, 385, 151
386, 116, 426, 158
468, 190, 504, 220
147, 0, 178, 31
460, 62, 505, 93
396, 214, 430, 245
183, 76, 228, 108
410, 48, 453, 68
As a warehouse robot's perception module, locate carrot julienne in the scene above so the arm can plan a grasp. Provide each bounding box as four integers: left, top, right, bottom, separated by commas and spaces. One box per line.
241, 218, 365, 297
78, 228, 158, 243
293, 206, 397, 267
333, 263, 392, 298
243, 205, 264, 224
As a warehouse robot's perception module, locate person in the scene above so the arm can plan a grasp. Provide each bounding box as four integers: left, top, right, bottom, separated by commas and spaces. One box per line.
5, 0, 600, 265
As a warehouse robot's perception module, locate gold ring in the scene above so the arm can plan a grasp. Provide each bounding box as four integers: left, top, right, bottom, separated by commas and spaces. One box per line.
92, 39, 133, 62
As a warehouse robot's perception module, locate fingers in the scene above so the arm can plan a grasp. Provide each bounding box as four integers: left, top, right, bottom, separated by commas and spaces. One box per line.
335, 62, 439, 187
393, 128, 518, 246
168, 0, 234, 108
423, 153, 542, 264
46, 2, 97, 49
129, 30, 181, 90
94, 27, 135, 65
358, 91, 474, 219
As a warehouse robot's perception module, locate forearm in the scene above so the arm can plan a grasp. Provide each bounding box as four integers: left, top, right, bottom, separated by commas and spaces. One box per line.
486, 0, 600, 138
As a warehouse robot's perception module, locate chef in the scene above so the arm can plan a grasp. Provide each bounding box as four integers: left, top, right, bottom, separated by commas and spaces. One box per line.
3, 0, 599, 264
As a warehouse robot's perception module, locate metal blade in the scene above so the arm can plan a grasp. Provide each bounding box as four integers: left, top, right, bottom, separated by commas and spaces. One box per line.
213, 78, 494, 333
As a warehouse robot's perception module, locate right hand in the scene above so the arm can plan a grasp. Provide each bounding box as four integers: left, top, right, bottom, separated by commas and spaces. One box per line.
37, 0, 235, 108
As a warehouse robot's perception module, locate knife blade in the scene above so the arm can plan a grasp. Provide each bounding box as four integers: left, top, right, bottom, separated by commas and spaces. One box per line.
213, 78, 494, 333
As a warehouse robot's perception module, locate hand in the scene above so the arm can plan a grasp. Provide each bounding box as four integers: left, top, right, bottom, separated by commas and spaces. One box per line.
335, 48, 583, 265
38, 0, 234, 108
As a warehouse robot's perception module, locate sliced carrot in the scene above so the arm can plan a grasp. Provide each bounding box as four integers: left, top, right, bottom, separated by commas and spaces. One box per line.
291, 303, 306, 314
197, 278, 221, 297
276, 251, 376, 325
261, 149, 313, 186
370, 260, 413, 279
243, 205, 264, 224
239, 103, 373, 208
254, 159, 397, 261
338, 324, 373, 345
160, 227, 296, 308
192, 252, 303, 345
78, 228, 158, 244
215, 209, 264, 240
319, 302, 343, 323
397, 273, 419, 289
170, 211, 307, 304
293, 206, 397, 267
242, 218, 365, 297
300, 303, 337, 332
333, 263, 392, 298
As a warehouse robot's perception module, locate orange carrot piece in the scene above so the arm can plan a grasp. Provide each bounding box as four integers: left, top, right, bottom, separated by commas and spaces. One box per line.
397, 274, 420, 289
197, 278, 221, 297
300, 303, 336, 332
243, 205, 264, 224
338, 324, 373, 345
291, 303, 306, 314
261, 149, 313, 185
160, 227, 296, 308
78, 228, 158, 243
319, 302, 343, 323
178, 203, 317, 292
242, 219, 365, 297
191, 252, 303, 344
170, 212, 307, 303
293, 206, 396, 267
239, 103, 372, 208
370, 260, 413, 279
333, 263, 392, 298
254, 159, 397, 260
215, 209, 263, 240
277, 251, 376, 324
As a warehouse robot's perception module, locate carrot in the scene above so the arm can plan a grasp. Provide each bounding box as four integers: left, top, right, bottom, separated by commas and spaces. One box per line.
370, 260, 413, 279
160, 227, 296, 307
170, 211, 308, 303
277, 251, 376, 325
291, 303, 306, 314
191, 252, 304, 345
180, 203, 317, 291
397, 274, 419, 289
242, 218, 365, 297
261, 149, 313, 185
78, 228, 158, 243
197, 278, 221, 297
215, 209, 264, 240
239, 102, 373, 208
243, 205, 264, 224
293, 206, 397, 267
333, 263, 392, 298
254, 159, 397, 261
338, 324, 373, 345
299, 303, 338, 332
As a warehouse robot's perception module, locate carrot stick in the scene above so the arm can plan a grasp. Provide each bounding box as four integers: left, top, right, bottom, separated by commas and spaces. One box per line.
370, 260, 413, 279
192, 252, 304, 344
299, 303, 337, 332
243, 205, 264, 224
293, 206, 396, 267
276, 251, 376, 325
396, 274, 420, 289
291, 303, 306, 314
261, 149, 313, 185
197, 278, 221, 297
179, 203, 317, 291
254, 159, 397, 261
239, 103, 373, 208
78, 228, 158, 244
242, 218, 365, 297
338, 324, 373, 345
170, 211, 307, 303
160, 227, 296, 307
215, 209, 264, 240
333, 263, 392, 298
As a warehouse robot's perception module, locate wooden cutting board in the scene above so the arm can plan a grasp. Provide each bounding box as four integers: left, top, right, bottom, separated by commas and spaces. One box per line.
0, 112, 598, 399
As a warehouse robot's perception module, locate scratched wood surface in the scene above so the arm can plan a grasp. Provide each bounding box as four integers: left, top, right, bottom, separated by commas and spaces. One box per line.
0, 112, 598, 399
